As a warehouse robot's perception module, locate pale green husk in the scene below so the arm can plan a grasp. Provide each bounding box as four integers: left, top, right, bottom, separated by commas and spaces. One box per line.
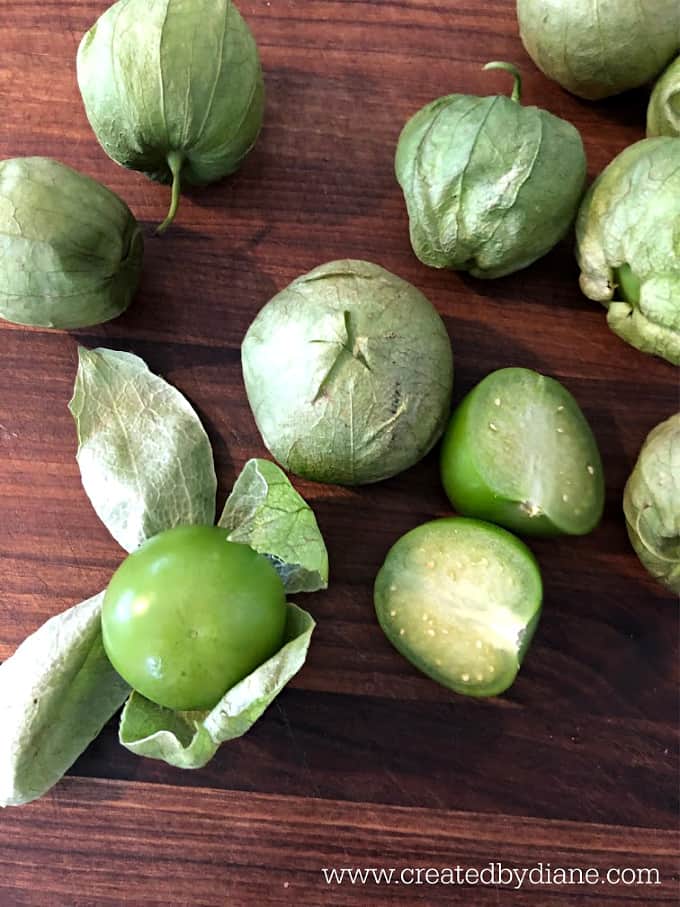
575, 138, 680, 365
1, 352, 327, 805
69, 347, 217, 552
623, 414, 680, 594
118, 456, 325, 764
242, 260, 454, 485
0, 593, 130, 807
517, 0, 680, 100
77, 0, 264, 231
118, 604, 314, 768
647, 57, 680, 137
395, 64, 586, 278
0, 157, 142, 328
219, 458, 329, 593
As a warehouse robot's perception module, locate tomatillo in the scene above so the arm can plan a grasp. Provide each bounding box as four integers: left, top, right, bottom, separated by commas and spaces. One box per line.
102, 526, 287, 711
440, 368, 605, 537
374, 518, 543, 697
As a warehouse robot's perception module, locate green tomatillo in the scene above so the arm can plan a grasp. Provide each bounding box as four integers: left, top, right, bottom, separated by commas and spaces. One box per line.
395, 62, 587, 278
77, 0, 264, 234
517, 0, 680, 100
0, 157, 143, 329
374, 518, 543, 697
242, 260, 454, 486
647, 56, 680, 138
102, 525, 287, 711
623, 414, 680, 595
576, 138, 680, 365
440, 368, 605, 537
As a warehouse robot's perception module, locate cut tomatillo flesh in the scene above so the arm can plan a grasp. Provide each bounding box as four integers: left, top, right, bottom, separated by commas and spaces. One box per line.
440, 368, 605, 537
374, 518, 542, 697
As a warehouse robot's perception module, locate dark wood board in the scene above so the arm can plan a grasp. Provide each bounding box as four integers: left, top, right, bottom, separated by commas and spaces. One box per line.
0, 1, 678, 904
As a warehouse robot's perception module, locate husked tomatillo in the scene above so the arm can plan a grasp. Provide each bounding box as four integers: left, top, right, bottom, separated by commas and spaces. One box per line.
624, 414, 680, 594
242, 260, 454, 485
0, 157, 142, 329
576, 138, 680, 365
77, 0, 264, 233
517, 0, 680, 100
647, 57, 680, 137
395, 62, 586, 279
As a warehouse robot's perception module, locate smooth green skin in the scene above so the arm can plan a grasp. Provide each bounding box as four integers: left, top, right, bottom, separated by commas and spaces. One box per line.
647, 56, 680, 138
374, 518, 543, 697
440, 369, 605, 537
518, 0, 680, 100
102, 526, 287, 711
395, 62, 587, 278
576, 138, 680, 366
613, 265, 641, 305
623, 414, 680, 595
242, 260, 454, 486
0, 158, 143, 329
77, 0, 264, 232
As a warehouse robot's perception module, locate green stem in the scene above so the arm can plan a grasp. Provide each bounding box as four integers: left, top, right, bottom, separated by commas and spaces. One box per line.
483, 61, 522, 103
156, 151, 184, 235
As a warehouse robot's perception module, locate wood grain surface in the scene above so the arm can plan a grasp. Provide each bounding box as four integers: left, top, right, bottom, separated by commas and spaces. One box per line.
0, 1, 678, 904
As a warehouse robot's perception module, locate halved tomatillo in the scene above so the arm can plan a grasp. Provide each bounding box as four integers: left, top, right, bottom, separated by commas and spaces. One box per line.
374, 517, 542, 697
440, 368, 605, 536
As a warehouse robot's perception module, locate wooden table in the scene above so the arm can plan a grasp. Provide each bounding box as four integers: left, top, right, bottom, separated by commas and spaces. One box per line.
0, 2, 678, 904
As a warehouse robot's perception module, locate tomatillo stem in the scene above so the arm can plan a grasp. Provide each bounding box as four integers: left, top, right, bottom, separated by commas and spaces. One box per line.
483, 61, 522, 103
156, 151, 184, 235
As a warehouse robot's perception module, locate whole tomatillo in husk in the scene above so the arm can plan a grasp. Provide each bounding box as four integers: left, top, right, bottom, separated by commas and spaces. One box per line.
0, 157, 143, 329
575, 138, 680, 366
517, 0, 680, 100
647, 57, 680, 137
242, 260, 454, 486
623, 414, 680, 595
77, 0, 264, 234
395, 62, 586, 279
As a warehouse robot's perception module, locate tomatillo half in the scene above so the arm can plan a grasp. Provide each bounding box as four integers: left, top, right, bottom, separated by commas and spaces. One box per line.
374, 518, 543, 697
102, 526, 287, 711
440, 368, 605, 537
